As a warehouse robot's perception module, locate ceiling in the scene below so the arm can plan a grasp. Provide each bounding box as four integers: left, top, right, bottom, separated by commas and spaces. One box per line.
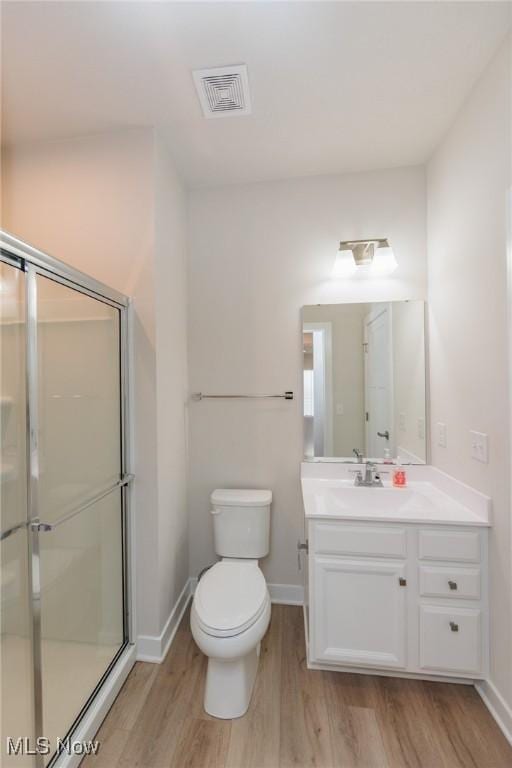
1, 1, 510, 187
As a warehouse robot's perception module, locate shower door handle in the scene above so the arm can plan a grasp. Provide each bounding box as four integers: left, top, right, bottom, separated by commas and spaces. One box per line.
377, 430, 390, 441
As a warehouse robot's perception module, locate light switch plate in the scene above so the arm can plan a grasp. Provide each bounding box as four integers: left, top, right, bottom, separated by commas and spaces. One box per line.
417, 417, 425, 440
470, 430, 489, 463
399, 413, 406, 432
437, 422, 447, 448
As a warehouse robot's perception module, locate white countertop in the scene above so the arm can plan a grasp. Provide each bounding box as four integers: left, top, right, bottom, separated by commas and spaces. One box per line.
301, 464, 491, 527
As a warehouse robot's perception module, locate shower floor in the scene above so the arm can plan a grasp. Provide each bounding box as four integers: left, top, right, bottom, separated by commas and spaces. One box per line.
1, 634, 120, 766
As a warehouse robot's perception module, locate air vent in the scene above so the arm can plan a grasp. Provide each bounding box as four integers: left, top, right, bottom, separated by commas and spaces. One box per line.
193, 65, 251, 119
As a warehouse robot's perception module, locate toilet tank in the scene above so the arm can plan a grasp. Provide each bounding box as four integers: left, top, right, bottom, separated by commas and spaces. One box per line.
210, 489, 272, 558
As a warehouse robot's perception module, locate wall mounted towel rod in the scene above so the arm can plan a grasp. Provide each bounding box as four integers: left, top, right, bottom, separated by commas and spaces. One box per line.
192, 391, 294, 401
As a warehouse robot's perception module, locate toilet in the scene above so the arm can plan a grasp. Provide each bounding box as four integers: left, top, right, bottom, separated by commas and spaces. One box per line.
190, 488, 272, 719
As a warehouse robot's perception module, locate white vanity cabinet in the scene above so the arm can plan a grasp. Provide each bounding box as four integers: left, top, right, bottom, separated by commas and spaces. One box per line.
307, 519, 488, 680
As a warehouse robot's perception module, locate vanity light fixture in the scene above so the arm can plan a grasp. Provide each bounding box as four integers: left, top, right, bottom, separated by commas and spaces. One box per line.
333, 239, 398, 277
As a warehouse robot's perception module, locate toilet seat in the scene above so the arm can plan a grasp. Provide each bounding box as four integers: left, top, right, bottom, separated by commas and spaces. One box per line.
194, 561, 268, 638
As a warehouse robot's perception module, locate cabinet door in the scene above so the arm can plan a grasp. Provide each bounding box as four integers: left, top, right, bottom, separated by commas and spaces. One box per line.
312, 556, 407, 668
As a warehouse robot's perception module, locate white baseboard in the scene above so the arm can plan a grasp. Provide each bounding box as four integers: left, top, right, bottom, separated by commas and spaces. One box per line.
476, 679, 512, 746
268, 583, 304, 605
136, 578, 193, 663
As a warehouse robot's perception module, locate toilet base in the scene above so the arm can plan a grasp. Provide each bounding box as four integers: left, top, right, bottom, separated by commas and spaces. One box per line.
204, 647, 259, 719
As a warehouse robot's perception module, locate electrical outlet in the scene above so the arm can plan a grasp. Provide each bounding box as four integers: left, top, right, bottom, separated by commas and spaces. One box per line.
417, 417, 425, 440
437, 422, 447, 448
470, 430, 488, 463
399, 413, 406, 432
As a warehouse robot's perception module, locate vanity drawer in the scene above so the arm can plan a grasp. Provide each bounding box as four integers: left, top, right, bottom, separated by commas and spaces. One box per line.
419, 605, 481, 675
313, 522, 407, 559
419, 565, 481, 600
418, 529, 481, 563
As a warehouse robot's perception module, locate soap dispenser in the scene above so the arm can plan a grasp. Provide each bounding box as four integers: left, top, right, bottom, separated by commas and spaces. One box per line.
392, 456, 407, 487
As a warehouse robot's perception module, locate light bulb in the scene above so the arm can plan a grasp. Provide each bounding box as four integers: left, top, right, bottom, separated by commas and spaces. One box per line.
332, 248, 356, 278
372, 244, 397, 275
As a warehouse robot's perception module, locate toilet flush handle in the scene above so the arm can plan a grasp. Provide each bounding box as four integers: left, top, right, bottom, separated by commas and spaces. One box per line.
210, 508, 222, 515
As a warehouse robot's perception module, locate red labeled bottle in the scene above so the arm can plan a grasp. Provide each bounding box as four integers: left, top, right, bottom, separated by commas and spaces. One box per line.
392, 459, 407, 488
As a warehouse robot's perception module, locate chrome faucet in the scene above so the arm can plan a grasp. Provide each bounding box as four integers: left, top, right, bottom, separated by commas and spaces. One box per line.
352, 461, 383, 488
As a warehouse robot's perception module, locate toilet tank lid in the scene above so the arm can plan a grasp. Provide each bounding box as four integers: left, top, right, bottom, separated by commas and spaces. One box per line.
210, 488, 272, 507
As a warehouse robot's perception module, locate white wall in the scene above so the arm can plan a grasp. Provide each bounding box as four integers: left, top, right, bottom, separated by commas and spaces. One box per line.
1, 130, 154, 297
154, 135, 189, 629
188, 166, 427, 586
1, 128, 190, 640
427, 37, 512, 711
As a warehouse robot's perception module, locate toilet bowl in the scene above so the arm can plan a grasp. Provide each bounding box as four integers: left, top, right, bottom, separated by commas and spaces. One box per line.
191, 559, 271, 719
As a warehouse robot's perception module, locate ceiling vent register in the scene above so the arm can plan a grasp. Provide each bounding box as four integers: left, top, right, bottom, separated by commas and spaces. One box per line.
193, 65, 252, 118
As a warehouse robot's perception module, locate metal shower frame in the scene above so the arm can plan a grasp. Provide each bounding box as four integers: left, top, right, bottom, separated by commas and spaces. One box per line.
0, 231, 134, 768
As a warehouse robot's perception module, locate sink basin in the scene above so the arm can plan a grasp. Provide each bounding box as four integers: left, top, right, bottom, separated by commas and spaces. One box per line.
327, 483, 429, 515
301, 475, 488, 526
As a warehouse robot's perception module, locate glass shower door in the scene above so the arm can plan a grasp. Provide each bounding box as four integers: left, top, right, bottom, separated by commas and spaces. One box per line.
33, 273, 126, 763
1, 260, 35, 767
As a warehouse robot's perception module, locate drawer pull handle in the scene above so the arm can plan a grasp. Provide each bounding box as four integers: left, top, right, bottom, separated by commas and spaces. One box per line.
398, 577, 407, 586
448, 580, 458, 591
449, 621, 459, 632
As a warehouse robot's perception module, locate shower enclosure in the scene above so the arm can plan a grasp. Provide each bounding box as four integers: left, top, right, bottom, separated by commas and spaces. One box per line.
1, 232, 134, 767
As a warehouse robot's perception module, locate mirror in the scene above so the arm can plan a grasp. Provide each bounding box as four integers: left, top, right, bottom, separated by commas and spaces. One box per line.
302, 300, 427, 463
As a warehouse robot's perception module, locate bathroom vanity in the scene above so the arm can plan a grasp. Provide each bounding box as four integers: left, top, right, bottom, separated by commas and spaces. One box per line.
300, 299, 492, 683
301, 463, 491, 682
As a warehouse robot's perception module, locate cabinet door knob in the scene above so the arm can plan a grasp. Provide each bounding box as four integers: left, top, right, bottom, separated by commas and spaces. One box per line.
449, 621, 459, 632
398, 577, 407, 586
448, 580, 458, 590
